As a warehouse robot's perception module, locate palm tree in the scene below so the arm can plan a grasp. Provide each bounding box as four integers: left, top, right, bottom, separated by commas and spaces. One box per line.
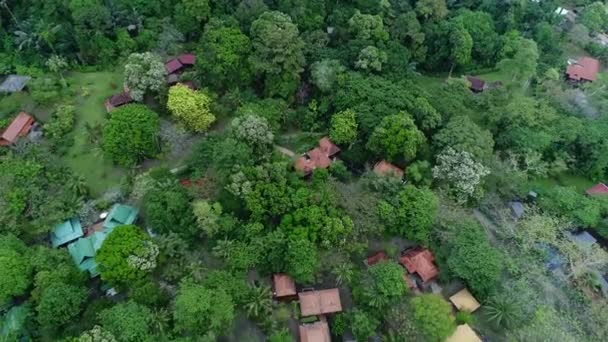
332, 262, 354, 286
151, 308, 170, 336
69, 174, 89, 197
244, 283, 273, 320
484, 295, 521, 329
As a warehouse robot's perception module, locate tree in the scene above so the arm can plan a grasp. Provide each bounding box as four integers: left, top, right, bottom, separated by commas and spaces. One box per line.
286, 238, 319, 284
310, 59, 345, 93
433, 115, 494, 161
448, 23, 473, 74
249, 11, 305, 98
433, 147, 490, 203
174, 0, 210, 36
78, 326, 117, 342
124, 52, 166, 102
539, 186, 602, 227
415, 0, 448, 21
410, 294, 456, 342
391, 12, 426, 62
193, 200, 223, 238
197, 23, 252, 90
0, 235, 32, 305
167, 84, 216, 133
98, 301, 154, 342
351, 309, 380, 341
348, 11, 388, 43
355, 46, 388, 72
174, 279, 235, 336
243, 283, 272, 320
367, 113, 425, 161
330, 109, 358, 145
36, 282, 87, 328
96, 225, 158, 288
102, 104, 160, 166
378, 185, 438, 244
355, 261, 408, 310
412, 97, 441, 131
230, 114, 274, 155
45, 55, 68, 87
579, 2, 608, 33
451, 10, 499, 65
497, 37, 538, 87
144, 181, 197, 238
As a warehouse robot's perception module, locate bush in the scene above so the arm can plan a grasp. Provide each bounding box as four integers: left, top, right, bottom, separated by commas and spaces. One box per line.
44, 104, 76, 151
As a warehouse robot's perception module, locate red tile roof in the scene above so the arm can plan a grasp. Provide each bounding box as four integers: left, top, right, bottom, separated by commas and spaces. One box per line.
319, 137, 340, 157
586, 183, 608, 196
273, 273, 297, 298
366, 251, 389, 266
294, 138, 340, 176
299, 321, 331, 342
178, 54, 196, 66
165, 58, 183, 74
373, 160, 404, 178
466, 76, 486, 92
298, 289, 342, 316
0, 112, 34, 145
399, 248, 438, 283
108, 92, 132, 107
566, 57, 600, 82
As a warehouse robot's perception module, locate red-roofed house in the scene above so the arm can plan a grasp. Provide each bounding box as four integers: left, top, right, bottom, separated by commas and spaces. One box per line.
566, 57, 600, 82
586, 183, 608, 196
366, 251, 389, 266
373, 160, 404, 178
165, 58, 184, 74
466, 76, 487, 93
273, 273, 297, 299
399, 248, 439, 283
104, 92, 133, 112
0, 112, 34, 146
294, 138, 340, 176
178, 54, 196, 66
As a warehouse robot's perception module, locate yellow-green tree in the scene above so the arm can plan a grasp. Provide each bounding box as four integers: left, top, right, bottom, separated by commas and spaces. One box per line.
167, 84, 216, 132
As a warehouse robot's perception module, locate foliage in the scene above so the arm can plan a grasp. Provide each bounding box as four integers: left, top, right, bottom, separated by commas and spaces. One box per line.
36, 282, 87, 328
96, 225, 157, 288
330, 109, 358, 145
231, 114, 274, 155
410, 295, 456, 342
378, 185, 438, 244
579, 2, 608, 33
539, 186, 602, 227
44, 104, 76, 143
249, 11, 305, 98
173, 279, 235, 336
355, 46, 387, 72
124, 52, 166, 102
102, 104, 160, 167
432, 147, 490, 203
243, 283, 272, 320
0, 234, 32, 305
311, 59, 345, 93
354, 261, 408, 311
167, 84, 216, 132
285, 237, 318, 284
192, 200, 223, 238
78, 326, 117, 342
351, 309, 380, 341
433, 115, 494, 161
367, 113, 425, 161
144, 181, 197, 238
98, 301, 154, 342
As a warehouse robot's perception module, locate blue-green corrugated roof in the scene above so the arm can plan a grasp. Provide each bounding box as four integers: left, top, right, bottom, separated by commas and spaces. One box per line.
51, 218, 84, 248
103, 204, 138, 230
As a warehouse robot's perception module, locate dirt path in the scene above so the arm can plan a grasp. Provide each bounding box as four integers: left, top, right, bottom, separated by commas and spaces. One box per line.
274, 144, 296, 158
473, 209, 501, 245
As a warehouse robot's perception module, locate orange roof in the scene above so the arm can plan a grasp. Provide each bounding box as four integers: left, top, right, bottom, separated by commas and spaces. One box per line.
566, 57, 600, 82
1, 112, 34, 145
399, 248, 438, 283
586, 183, 608, 196
367, 251, 388, 266
373, 160, 404, 178
318, 137, 340, 157
299, 321, 331, 342
298, 289, 342, 316
273, 274, 297, 297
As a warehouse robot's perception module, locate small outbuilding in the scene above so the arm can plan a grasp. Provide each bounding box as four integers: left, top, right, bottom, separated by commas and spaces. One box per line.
509, 201, 525, 220
51, 218, 84, 248
0, 75, 30, 93
273, 273, 297, 298
466, 76, 487, 93
298, 288, 342, 316
299, 320, 331, 342
449, 288, 481, 313
177, 53, 196, 66
104, 91, 133, 112
567, 231, 597, 249
0, 112, 34, 146
373, 160, 404, 178
103, 204, 139, 230
446, 324, 482, 342
294, 137, 340, 176
399, 248, 439, 283
566, 57, 600, 82
585, 183, 608, 196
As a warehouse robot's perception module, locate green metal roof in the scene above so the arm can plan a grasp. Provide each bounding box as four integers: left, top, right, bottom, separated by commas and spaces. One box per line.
51, 218, 84, 248
67, 237, 95, 266
1, 304, 28, 338
103, 204, 139, 230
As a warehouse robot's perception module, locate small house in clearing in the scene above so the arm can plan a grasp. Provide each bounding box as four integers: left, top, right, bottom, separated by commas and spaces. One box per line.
299, 320, 331, 342
165, 53, 196, 75
586, 183, 608, 196
294, 137, 340, 176
366, 251, 389, 266
51, 218, 84, 248
0, 112, 34, 146
273, 273, 297, 299
566, 57, 600, 82
449, 288, 481, 313
103, 204, 139, 230
104, 91, 133, 112
373, 160, 404, 178
466, 76, 487, 93
399, 248, 439, 284
298, 288, 342, 316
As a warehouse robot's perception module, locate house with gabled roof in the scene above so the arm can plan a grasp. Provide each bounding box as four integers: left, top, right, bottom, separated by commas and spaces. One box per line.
294, 137, 340, 176
51, 218, 84, 248
399, 247, 439, 284
298, 288, 342, 316
0, 112, 34, 146
299, 320, 331, 342
566, 57, 600, 82
373, 160, 404, 178
273, 273, 297, 299
103, 204, 139, 230
104, 91, 133, 112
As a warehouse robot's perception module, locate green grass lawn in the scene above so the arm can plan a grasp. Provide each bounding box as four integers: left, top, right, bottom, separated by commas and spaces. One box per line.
62, 71, 125, 197
527, 172, 595, 195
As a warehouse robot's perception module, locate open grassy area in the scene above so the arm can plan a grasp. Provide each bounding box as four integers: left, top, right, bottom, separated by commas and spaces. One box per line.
62, 71, 125, 196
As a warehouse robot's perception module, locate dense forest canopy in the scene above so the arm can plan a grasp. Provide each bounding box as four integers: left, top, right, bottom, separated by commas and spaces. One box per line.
1, 0, 608, 341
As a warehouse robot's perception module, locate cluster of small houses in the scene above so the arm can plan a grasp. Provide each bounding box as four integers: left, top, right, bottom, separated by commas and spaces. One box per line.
273, 246, 483, 342
104, 53, 197, 112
